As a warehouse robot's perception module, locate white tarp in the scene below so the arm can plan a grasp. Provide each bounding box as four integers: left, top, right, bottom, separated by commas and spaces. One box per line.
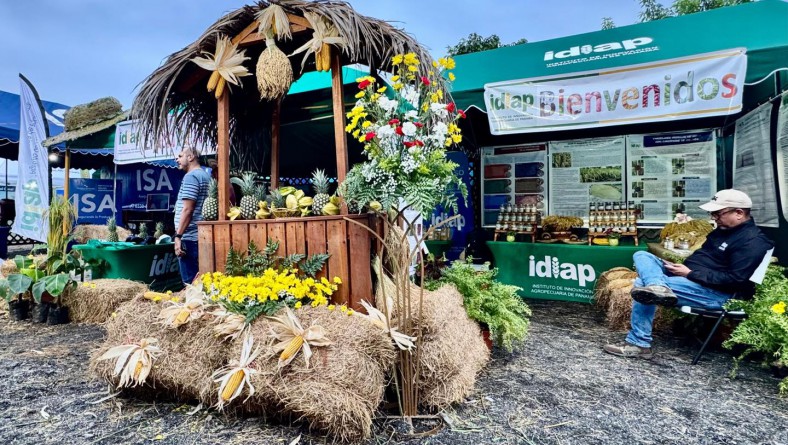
13, 75, 50, 242
485, 48, 747, 135
114, 119, 215, 165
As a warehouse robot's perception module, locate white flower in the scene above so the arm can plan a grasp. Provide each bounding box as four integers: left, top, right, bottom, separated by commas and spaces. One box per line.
377, 125, 395, 138
377, 96, 398, 113
401, 122, 417, 137
430, 102, 448, 117
402, 85, 420, 106
405, 110, 418, 120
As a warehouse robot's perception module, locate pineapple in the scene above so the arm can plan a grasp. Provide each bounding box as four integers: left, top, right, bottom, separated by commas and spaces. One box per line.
138, 222, 149, 238
236, 172, 258, 220
154, 222, 165, 239
311, 169, 331, 215
202, 178, 218, 221
107, 217, 119, 242
268, 188, 285, 209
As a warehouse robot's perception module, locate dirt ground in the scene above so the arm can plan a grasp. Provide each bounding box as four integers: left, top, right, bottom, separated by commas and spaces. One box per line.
1, 300, 786, 445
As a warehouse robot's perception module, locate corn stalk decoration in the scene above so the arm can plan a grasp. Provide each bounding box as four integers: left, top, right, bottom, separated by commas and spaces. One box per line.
97, 338, 161, 389
191, 35, 251, 99
212, 333, 261, 410
268, 307, 332, 369
290, 12, 346, 72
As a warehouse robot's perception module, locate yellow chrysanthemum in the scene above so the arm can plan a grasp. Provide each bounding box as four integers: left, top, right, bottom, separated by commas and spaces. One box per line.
772, 302, 786, 314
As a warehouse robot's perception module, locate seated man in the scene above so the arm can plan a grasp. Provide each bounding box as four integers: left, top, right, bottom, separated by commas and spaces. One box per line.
604, 189, 774, 359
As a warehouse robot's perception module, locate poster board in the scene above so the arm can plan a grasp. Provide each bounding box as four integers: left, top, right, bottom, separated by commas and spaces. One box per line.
480, 144, 547, 227
626, 131, 717, 223
548, 137, 625, 218
733, 102, 779, 227
776, 92, 788, 222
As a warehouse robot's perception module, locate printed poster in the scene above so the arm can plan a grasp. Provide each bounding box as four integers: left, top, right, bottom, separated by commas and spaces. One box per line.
627, 131, 716, 222
733, 102, 778, 227
480, 144, 548, 227
548, 137, 625, 218
776, 92, 788, 222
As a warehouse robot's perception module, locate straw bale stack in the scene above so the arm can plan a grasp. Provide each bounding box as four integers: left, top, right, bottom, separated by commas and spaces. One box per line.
61, 279, 148, 324
73, 224, 132, 244
594, 267, 673, 331
63, 97, 123, 131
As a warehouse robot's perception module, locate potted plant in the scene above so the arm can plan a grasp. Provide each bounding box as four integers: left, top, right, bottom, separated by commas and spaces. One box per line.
0, 273, 33, 321
438, 260, 532, 352
506, 231, 517, 242
606, 230, 622, 246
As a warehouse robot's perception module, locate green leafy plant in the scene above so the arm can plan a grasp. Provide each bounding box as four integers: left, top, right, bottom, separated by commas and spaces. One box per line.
724, 265, 788, 394
438, 260, 532, 352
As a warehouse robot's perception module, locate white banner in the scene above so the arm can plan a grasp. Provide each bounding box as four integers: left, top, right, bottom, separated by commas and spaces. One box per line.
114, 119, 214, 165
13, 75, 50, 242
733, 102, 779, 228
776, 92, 788, 222
485, 48, 747, 135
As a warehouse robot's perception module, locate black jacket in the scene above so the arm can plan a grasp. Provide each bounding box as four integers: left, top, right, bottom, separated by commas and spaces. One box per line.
684, 219, 774, 299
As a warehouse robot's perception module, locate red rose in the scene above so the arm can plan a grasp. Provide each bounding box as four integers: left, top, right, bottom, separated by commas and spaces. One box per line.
388, 119, 400, 125
415, 140, 424, 147
404, 141, 416, 148
395, 126, 404, 136
364, 132, 376, 141
421, 76, 430, 86
446, 102, 456, 113
413, 122, 424, 128
358, 80, 371, 89
457, 109, 466, 119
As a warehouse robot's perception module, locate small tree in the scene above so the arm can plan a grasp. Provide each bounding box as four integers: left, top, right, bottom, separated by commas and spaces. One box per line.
446, 33, 528, 57
637, 0, 753, 22
601, 17, 616, 30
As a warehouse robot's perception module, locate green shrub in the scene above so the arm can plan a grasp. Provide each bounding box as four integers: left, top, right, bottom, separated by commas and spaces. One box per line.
724, 265, 788, 395
438, 261, 531, 352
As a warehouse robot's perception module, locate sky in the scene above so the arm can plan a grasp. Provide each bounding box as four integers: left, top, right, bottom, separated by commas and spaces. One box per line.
0, 0, 645, 108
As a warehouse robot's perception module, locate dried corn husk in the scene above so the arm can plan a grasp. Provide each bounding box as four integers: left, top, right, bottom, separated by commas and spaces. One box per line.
268, 307, 332, 368
542, 215, 584, 232
212, 333, 261, 409
191, 35, 251, 97
255, 31, 294, 101
290, 12, 346, 72
355, 300, 415, 351
158, 285, 211, 328
211, 309, 248, 341
97, 338, 160, 389
254, 4, 292, 41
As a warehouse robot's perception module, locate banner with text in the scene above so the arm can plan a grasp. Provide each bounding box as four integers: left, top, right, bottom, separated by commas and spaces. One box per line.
114, 119, 215, 165
116, 165, 184, 210
485, 48, 746, 135
13, 76, 50, 242
69, 179, 119, 225
777, 92, 788, 223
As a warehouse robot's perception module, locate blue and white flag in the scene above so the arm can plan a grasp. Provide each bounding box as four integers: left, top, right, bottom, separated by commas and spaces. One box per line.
13, 75, 50, 242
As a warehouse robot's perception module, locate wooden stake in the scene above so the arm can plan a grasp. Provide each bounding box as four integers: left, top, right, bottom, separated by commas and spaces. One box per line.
63, 149, 71, 235
330, 51, 348, 184
271, 98, 280, 190
217, 88, 230, 221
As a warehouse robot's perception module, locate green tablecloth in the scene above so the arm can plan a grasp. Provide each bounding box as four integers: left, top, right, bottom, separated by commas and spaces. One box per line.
487, 241, 646, 303
74, 241, 182, 291
424, 240, 452, 258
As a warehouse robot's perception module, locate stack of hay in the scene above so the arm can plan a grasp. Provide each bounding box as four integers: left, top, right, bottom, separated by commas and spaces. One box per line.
594, 267, 673, 332
91, 298, 397, 443
73, 224, 132, 244
62, 279, 148, 324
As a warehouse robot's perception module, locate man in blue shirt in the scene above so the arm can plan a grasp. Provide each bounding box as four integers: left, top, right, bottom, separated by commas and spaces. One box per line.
173, 147, 211, 285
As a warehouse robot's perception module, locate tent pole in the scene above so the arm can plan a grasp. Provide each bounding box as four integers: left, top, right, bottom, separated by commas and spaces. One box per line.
217, 87, 230, 221
63, 148, 71, 235
330, 53, 348, 214
4, 159, 7, 199
113, 163, 117, 220
271, 98, 280, 190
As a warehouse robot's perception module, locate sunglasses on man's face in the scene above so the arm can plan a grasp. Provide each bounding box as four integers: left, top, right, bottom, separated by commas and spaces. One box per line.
709, 208, 738, 218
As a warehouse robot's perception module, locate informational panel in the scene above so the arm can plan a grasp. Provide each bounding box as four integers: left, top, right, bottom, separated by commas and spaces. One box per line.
548, 137, 625, 218
423, 151, 475, 260
114, 119, 215, 165
777, 92, 788, 222
68, 179, 120, 225
733, 102, 779, 227
480, 144, 547, 227
626, 131, 717, 222
115, 165, 184, 210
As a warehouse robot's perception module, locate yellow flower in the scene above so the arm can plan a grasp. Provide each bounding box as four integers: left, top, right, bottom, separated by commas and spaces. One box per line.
328, 304, 335, 311
392, 54, 404, 65
333, 277, 342, 284
407, 65, 418, 73
448, 72, 456, 82
392, 82, 403, 91
432, 60, 438, 68
294, 301, 302, 309
340, 305, 348, 313
772, 302, 786, 314
377, 86, 387, 93
354, 91, 365, 99
403, 53, 418, 65
391, 75, 400, 82
361, 121, 372, 129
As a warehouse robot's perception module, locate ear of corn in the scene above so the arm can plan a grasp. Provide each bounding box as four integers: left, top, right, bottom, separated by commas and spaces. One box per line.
175, 309, 191, 325
320, 43, 331, 72
133, 361, 144, 379
144, 291, 169, 301
206, 71, 220, 92
221, 369, 245, 401
280, 335, 304, 361
214, 77, 226, 99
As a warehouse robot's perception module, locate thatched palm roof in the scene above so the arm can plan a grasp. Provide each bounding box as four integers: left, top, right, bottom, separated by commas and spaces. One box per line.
132, 0, 440, 173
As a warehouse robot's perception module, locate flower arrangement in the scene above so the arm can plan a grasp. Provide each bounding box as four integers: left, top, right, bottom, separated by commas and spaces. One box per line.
201, 270, 341, 321
341, 53, 467, 216
724, 265, 788, 394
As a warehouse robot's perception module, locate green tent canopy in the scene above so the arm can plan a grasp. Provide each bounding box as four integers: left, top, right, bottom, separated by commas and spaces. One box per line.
450, 0, 788, 112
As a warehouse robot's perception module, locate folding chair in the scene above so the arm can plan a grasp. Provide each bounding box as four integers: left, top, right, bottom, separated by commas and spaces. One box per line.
679, 248, 773, 365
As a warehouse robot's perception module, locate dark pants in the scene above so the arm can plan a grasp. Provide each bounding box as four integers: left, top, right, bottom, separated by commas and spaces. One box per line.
178, 239, 199, 285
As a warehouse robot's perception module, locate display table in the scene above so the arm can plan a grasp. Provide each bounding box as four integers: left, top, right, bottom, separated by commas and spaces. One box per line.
74, 241, 182, 291
487, 241, 646, 303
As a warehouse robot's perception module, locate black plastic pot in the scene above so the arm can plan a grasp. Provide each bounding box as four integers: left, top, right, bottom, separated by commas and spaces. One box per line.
9, 299, 30, 321
33, 302, 51, 323
47, 305, 70, 325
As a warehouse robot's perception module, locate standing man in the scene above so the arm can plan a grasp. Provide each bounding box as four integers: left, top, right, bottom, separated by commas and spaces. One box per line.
604, 189, 773, 359
174, 146, 211, 285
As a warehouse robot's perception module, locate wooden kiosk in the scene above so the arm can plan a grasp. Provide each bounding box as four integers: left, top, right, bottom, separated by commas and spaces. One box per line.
131, 2, 434, 309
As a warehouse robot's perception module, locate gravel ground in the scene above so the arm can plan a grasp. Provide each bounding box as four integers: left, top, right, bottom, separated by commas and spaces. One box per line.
1, 300, 786, 445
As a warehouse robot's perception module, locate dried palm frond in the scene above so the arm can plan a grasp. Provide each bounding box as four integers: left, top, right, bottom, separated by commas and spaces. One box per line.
191, 35, 251, 98
356, 300, 415, 351
211, 308, 248, 341
97, 338, 161, 388
255, 4, 292, 41
158, 286, 211, 328
268, 307, 332, 369
212, 334, 261, 409
290, 12, 346, 72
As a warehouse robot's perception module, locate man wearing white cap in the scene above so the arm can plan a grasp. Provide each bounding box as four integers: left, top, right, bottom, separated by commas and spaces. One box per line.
605, 189, 773, 359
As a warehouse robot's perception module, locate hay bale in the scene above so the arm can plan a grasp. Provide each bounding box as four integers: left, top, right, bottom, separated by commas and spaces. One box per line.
594, 268, 637, 309
73, 224, 132, 243
223, 306, 396, 443
1, 258, 17, 275
63, 97, 123, 131
90, 298, 231, 402
414, 284, 490, 410
604, 283, 672, 332
61, 279, 148, 324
